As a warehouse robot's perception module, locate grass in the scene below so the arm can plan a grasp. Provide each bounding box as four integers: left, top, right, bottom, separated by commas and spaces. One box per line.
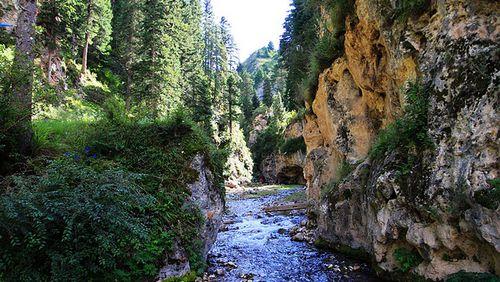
33, 119, 94, 154
237, 185, 303, 199
283, 190, 306, 203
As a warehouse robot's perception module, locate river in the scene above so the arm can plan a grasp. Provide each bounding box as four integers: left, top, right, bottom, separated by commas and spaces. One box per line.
206, 186, 381, 282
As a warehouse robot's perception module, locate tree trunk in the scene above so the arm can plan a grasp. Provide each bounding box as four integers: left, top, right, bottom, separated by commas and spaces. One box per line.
81, 0, 93, 75
47, 48, 53, 83
229, 91, 233, 138
10, 0, 37, 157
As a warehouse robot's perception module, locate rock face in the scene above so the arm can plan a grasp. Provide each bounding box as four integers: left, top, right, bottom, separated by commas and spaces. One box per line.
261, 120, 307, 184
0, 0, 19, 25
304, 0, 499, 280
158, 154, 224, 280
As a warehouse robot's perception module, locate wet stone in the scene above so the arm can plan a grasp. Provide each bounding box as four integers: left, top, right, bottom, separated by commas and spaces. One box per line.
207, 186, 379, 282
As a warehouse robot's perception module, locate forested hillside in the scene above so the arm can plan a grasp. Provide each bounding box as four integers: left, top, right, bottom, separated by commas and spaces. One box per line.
0, 0, 250, 280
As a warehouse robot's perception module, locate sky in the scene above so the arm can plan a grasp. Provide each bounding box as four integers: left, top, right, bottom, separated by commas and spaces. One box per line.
211, 0, 292, 62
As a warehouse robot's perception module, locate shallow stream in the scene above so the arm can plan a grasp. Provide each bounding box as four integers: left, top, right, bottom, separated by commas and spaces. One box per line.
207, 186, 380, 282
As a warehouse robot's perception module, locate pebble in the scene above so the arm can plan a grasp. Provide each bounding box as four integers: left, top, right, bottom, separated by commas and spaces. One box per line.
292, 233, 305, 242
225, 261, 238, 268
216, 268, 225, 276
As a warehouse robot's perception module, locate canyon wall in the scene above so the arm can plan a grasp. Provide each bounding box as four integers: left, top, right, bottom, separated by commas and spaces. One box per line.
261, 121, 307, 184
304, 0, 499, 280
159, 155, 224, 280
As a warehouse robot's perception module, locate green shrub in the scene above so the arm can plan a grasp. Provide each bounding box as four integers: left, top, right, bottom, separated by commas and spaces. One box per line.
2, 111, 227, 280
393, 247, 423, 272
251, 123, 284, 174
302, 0, 354, 104
321, 160, 356, 198
280, 136, 306, 155
446, 271, 500, 282
394, 0, 430, 21
0, 160, 162, 281
474, 179, 500, 210
369, 82, 432, 160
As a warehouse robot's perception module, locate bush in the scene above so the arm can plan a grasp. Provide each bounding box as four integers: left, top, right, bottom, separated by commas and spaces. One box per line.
321, 160, 356, 198
393, 247, 423, 272
251, 123, 284, 174
369, 82, 432, 160
394, 0, 430, 21
0, 160, 160, 281
474, 179, 500, 210
302, 0, 354, 104
2, 111, 227, 280
280, 137, 306, 155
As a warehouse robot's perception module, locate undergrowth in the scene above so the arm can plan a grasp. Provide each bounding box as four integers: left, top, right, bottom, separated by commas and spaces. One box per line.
393, 247, 423, 272
445, 271, 500, 282
280, 136, 306, 155
0, 110, 227, 280
369, 82, 432, 160
394, 0, 430, 21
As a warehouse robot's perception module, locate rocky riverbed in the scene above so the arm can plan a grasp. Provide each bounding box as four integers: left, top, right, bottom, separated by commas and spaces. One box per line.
203, 186, 380, 282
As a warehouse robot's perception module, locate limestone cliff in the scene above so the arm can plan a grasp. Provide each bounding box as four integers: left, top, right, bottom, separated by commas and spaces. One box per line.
262, 121, 307, 184
158, 154, 224, 281
304, 0, 499, 280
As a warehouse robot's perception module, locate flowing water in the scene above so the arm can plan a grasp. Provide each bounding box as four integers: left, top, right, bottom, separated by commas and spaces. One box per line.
207, 186, 380, 282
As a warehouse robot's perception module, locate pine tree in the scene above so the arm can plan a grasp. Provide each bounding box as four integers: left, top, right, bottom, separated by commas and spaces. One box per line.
279, 0, 318, 109
179, 0, 212, 129
239, 71, 255, 122
110, 0, 142, 109
81, 0, 113, 74
138, 0, 184, 115
262, 77, 273, 107
220, 17, 239, 71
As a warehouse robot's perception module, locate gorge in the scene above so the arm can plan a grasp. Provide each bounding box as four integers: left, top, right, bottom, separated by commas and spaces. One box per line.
0, 0, 498, 281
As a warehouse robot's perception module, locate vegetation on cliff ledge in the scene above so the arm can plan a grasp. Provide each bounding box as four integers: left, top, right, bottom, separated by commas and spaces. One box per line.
0, 111, 226, 280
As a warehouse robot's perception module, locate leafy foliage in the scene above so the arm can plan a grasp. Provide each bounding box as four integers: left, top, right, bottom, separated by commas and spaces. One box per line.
0, 160, 160, 281
280, 137, 306, 155
394, 0, 430, 21
369, 83, 432, 159
393, 247, 423, 272
251, 123, 284, 174
0, 111, 227, 280
474, 179, 500, 210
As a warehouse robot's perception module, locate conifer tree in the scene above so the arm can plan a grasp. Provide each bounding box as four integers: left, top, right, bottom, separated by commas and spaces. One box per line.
138, 0, 183, 115
110, 0, 142, 108
262, 77, 273, 107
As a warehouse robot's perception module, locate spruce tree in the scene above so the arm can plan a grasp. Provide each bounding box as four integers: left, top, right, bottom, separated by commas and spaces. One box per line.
262, 78, 273, 107
110, 0, 142, 108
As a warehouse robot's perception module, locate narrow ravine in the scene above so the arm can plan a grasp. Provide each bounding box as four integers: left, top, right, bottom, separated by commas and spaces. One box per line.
206, 186, 380, 282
